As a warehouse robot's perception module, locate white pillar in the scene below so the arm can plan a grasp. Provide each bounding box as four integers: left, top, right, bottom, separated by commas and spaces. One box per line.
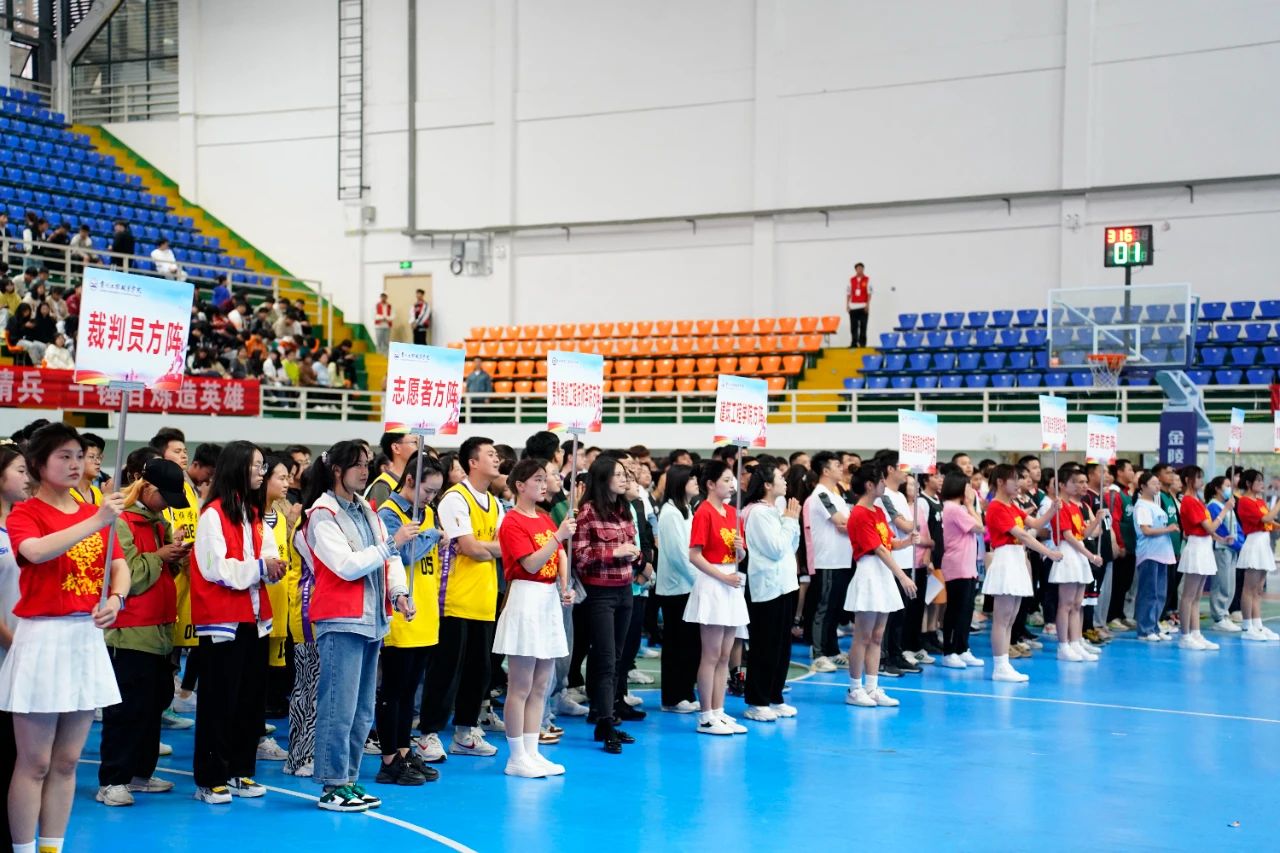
751, 0, 780, 315
1058, 0, 1095, 289
490, 0, 516, 325
176, 0, 200, 201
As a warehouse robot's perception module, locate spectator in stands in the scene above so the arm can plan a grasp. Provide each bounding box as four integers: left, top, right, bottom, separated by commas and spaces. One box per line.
225, 347, 250, 381
22, 282, 47, 311
227, 299, 247, 333
374, 293, 393, 354
331, 340, 358, 387
297, 353, 318, 388
313, 352, 334, 388
847, 262, 870, 348
47, 288, 69, 326
211, 274, 233, 311
0, 212, 10, 263
0, 279, 18, 328
411, 289, 430, 346
249, 306, 273, 337
189, 349, 227, 378
466, 358, 494, 393
69, 225, 96, 276
274, 309, 303, 340
262, 351, 288, 386
7, 303, 52, 365
151, 239, 187, 282
41, 334, 74, 370
110, 221, 135, 269
65, 282, 81, 319
19, 213, 37, 259
44, 223, 70, 277
16, 267, 36, 298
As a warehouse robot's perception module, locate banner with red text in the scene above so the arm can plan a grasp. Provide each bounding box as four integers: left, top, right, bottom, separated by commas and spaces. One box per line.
1086, 414, 1119, 464
713, 374, 768, 447
897, 409, 938, 474
74, 269, 193, 390
1039, 395, 1068, 452
384, 343, 464, 435
0, 367, 260, 415
547, 350, 604, 433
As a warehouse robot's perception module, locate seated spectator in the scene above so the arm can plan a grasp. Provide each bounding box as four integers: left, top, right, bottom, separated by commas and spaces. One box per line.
262, 351, 289, 385
189, 348, 228, 378
249, 305, 274, 336
7, 302, 54, 365
313, 352, 334, 387
151, 238, 187, 281
47, 288, 69, 324
20, 212, 38, 257
22, 281, 47, 310
465, 357, 494, 393
110, 220, 135, 268
43, 222, 71, 275
69, 225, 96, 274
211, 273, 233, 310
274, 309, 303, 340
227, 298, 248, 332
65, 282, 82, 318
226, 347, 250, 380
283, 349, 302, 385
41, 333, 75, 369
297, 353, 318, 387
0, 278, 18, 328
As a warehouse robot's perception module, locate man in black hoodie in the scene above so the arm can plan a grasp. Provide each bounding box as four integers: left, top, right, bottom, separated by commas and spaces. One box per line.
110, 220, 135, 268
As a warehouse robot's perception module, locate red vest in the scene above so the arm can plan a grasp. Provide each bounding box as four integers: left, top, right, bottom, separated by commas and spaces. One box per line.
112, 510, 178, 629
848, 275, 869, 304
190, 500, 271, 625
305, 505, 393, 623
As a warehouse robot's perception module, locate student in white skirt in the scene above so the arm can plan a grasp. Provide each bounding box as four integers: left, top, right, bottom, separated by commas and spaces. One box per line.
1235, 469, 1280, 641
0, 443, 31, 847
1174, 465, 1234, 651
0, 423, 131, 853
844, 464, 918, 708
684, 460, 749, 736
493, 458, 577, 777
1051, 465, 1106, 662
983, 464, 1062, 682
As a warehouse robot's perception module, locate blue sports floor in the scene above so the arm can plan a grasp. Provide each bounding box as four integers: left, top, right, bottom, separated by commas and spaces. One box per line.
72, 618, 1280, 852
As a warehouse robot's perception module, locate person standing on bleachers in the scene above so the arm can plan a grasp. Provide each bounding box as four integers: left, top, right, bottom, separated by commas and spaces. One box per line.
411, 288, 431, 346
374, 292, 393, 355
69, 225, 96, 278
151, 238, 188, 282
110, 220, 135, 269
847, 262, 871, 348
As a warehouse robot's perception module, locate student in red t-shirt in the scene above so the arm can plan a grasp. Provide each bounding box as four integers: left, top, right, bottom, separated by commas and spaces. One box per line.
684, 460, 749, 736
0, 423, 130, 853
1174, 466, 1235, 651
1050, 465, 1106, 663
842, 464, 917, 709
493, 458, 576, 778
1235, 469, 1280, 640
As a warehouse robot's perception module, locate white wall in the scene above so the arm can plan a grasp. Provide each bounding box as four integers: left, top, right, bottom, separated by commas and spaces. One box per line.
101, 0, 1280, 347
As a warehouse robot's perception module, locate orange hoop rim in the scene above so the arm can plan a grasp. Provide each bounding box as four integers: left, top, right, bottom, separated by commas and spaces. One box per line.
1086, 353, 1128, 370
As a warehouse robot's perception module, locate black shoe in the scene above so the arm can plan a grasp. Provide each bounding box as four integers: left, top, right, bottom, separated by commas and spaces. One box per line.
726, 670, 746, 697
593, 722, 623, 754
406, 752, 441, 782
898, 655, 922, 674
613, 727, 635, 744
615, 704, 646, 722
374, 754, 426, 786
879, 663, 903, 678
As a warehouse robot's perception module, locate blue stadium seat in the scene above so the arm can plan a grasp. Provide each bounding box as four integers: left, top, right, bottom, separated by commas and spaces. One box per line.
1195, 324, 1211, 344
950, 330, 973, 348
1156, 325, 1183, 343
1230, 346, 1258, 366
1262, 346, 1280, 366
1060, 350, 1086, 367
1073, 328, 1094, 346
844, 378, 865, 390
1259, 300, 1280, 320
862, 355, 883, 372
1246, 368, 1275, 385
867, 376, 890, 390
903, 332, 925, 348
891, 376, 914, 389
918, 313, 942, 331
1228, 301, 1255, 321
1034, 351, 1048, 369
1138, 326, 1156, 345
885, 354, 907, 372
1070, 370, 1093, 387
939, 375, 964, 389
925, 331, 948, 348
1120, 305, 1143, 324
965, 374, 989, 388
1145, 304, 1170, 323
1043, 371, 1069, 388
933, 353, 957, 371
1008, 351, 1032, 370
1198, 346, 1227, 366
966, 311, 989, 328
1024, 328, 1048, 348
1213, 369, 1243, 385
975, 329, 997, 348
1243, 323, 1271, 343
1187, 369, 1212, 385
1214, 324, 1241, 343
1125, 372, 1153, 387
990, 374, 1016, 389
983, 352, 1007, 370
988, 310, 1013, 329
1143, 345, 1169, 363
940, 312, 964, 330
1014, 309, 1039, 327
1000, 329, 1022, 347
1092, 306, 1116, 324
957, 352, 981, 372
1017, 373, 1041, 388
1051, 328, 1072, 347
908, 353, 931, 371
878, 333, 898, 349
916, 375, 939, 389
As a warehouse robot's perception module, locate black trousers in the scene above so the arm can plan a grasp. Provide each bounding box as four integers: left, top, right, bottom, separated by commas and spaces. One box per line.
620, 592, 647, 680
100, 647, 174, 786
413, 327, 428, 346
655, 593, 700, 707
1229, 567, 1245, 614
0, 711, 14, 844
811, 568, 854, 658
745, 592, 795, 707
1033, 553, 1058, 621
1107, 553, 1137, 623
568, 602, 590, 689
581, 584, 632, 721
885, 567, 927, 658
1012, 594, 1034, 643
193, 625, 268, 788
644, 592, 663, 646
179, 645, 201, 692
420, 617, 492, 733
943, 578, 976, 655
377, 645, 431, 754
848, 308, 868, 348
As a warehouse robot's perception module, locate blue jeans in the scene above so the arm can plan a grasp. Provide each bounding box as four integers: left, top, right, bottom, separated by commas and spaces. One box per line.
1135, 560, 1168, 637
314, 630, 380, 788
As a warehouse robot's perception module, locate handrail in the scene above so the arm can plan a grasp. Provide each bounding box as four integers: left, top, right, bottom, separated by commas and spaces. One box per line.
70, 79, 179, 124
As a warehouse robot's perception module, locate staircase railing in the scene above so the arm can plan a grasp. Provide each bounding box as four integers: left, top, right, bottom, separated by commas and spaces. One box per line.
70, 78, 179, 124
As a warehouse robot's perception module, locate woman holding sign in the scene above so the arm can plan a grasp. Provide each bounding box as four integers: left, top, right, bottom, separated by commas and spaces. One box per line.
1235, 469, 1280, 641
0, 424, 131, 853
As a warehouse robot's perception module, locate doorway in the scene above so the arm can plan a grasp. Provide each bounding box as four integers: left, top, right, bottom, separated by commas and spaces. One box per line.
382, 273, 433, 347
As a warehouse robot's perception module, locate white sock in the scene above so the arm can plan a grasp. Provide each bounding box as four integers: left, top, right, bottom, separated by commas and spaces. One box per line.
865, 674, 879, 691
13, 843, 35, 853
522, 733, 539, 760
455, 724, 472, 741
994, 654, 1009, 667
698, 710, 713, 724
713, 707, 727, 721
848, 675, 862, 690
37, 841, 63, 853
506, 736, 526, 761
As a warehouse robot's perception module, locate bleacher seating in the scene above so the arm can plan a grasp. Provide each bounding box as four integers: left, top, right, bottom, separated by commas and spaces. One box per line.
0, 86, 268, 288
858, 301, 1279, 388
450, 316, 842, 392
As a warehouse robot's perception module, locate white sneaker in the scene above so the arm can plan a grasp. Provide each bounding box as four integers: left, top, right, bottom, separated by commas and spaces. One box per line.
283, 761, 314, 777
194, 785, 232, 805
900, 650, 919, 664
697, 716, 734, 735
1138, 633, 1163, 642
845, 687, 876, 707
565, 687, 587, 704
939, 653, 967, 669
1196, 634, 1220, 651
992, 663, 1030, 683
743, 705, 778, 722
227, 777, 265, 798
96, 785, 135, 806
555, 694, 589, 716
363, 735, 382, 755
127, 776, 174, 793
622, 692, 643, 708
832, 653, 850, 666
1057, 644, 1084, 662
256, 737, 287, 761
959, 650, 984, 667
1073, 642, 1099, 662
1242, 628, 1270, 642
810, 656, 838, 673
504, 756, 546, 778
1211, 618, 1243, 633
716, 711, 747, 733
640, 646, 661, 659
1230, 611, 1243, 624
478, 707, 506, 733
450, 728, 498, 757
158, 742, 173, 756
1262, 626, 1280, 641
1025, 638, 1044, 650
1178, 635, 1207, 650
530, 752, 566, 776
661, 700, 700, 714
837, 623, 854, 637
870, 688, 899, 708
415, 733, 447, 763
171, 691, 198, 713
913, 650, 936, 665
768, 702, 798, 718
160, 709, 194, 730
627, 669, 655, 685
1081, 640, 1103, 655
94, 708, 103, 722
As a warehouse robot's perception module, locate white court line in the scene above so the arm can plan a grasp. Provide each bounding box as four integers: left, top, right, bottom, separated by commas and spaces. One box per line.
789, 680, 1280, 725
78, 760, 478, 853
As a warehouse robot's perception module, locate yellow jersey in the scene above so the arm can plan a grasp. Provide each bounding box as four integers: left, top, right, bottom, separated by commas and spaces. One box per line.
439, 482, 500, 622
70, 483, 103, 506
165, 480, 201, 647
378, 498, 441, 648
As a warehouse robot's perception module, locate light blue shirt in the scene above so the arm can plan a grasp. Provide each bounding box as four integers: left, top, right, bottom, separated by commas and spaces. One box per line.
1135, 498, 1176, 565
656, 502, 696, 596
744, 503, 800, 603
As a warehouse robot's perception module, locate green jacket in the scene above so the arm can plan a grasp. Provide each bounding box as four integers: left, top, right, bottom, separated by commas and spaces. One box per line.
105, 504, 176, 656
1159, 491, 1182, 560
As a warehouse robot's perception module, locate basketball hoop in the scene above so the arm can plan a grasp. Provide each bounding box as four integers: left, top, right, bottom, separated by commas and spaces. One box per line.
1087, 353, 1128, 389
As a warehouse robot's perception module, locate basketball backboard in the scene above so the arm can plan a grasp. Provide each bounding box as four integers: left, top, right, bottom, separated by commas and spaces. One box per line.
1047, 283, 1196, 376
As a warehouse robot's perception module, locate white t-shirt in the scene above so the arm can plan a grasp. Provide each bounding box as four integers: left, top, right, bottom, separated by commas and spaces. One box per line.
880, 488, 914, 568
804, 483, 852, 570
438, 479, 504, 540
1135, 498, 1175, 565
0, 527, 19, 665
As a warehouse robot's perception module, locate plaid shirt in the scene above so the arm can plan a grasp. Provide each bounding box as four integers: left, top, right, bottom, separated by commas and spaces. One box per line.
573, 502, 638, 587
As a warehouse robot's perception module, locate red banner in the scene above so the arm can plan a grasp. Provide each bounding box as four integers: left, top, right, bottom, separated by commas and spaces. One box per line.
0, 367, 261, 416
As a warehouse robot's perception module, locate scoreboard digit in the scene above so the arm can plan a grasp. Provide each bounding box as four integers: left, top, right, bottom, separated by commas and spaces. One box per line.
1103, 224, 1153, 268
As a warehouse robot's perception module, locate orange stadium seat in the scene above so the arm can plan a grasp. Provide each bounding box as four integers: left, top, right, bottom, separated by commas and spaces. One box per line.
755, 318, 777, 334
734, 336, 757, 352
656, 320, 674, 336
654, 378, 675, 393
655, 338, 674, 355
778, 335, 800, 352
715, 319, 734, 336
767, 376, 787, 391
695, 357, 717, 375
578, 322, 596, 337
691, 337, 713, 356
675, 338, 695, 355
675, 320, 693, 336
675, 378, 697, 393
761, 356, 782, 373
519, 340, 537, 357
735, 318, 755, 335
655, 358, 676, 376
516, 360, 534, 377
534, 380, 547, 393
633, 338, 655, 356
519, 325, 537, 339
496, 360, 515, 377
483, 326, 501, 340
535, 360, 547, 376
597, 340, 616, 357
602, 379, 612, 393
711, 337, 733, 355
694, 320, 714, 336
500, 340, 518, 357
557, 323, 576, 339
613, 378, 632, 393
614, 339, 635, 357
634, 358, 654, 376
480, 341, 499, 358
580, 341, 599, 355
514, 380, 533, 394
614, 360, 633, 376
800, 334, 821, 352
782, 355, 804, 374
469, 326, 484, 341
603, 360, 614, 376
464, 341, 480, 358
636, 321, 654, 337
676, 357, 697, 376
616, 321, 633, 337
596, 322, 614, 338
755, 336, 778, 353
777, 318, 798, 333
717, 356, 737, 373
799, 317, 819, 333
632, 378, 653, 393
739, 355, 760, 373
697, 377, 718, 393
819, 316, 840, 335
494, 380, 513, 393
538, 324, 557, 339
481, 360, 498, 375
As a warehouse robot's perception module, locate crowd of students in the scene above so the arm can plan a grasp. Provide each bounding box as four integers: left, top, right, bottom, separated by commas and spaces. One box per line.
0, 417, 1276, 849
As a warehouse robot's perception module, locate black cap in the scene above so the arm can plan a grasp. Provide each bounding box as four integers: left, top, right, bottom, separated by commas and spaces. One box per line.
142, 458, 189, 509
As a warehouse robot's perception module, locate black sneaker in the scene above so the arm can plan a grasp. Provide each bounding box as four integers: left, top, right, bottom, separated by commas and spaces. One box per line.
726, 669, 746, 697
406, 752, 441, 782
615, 703, 646, 722
897, 655, 922, 674
375, 754, 426, 786
879, 662, 903, 678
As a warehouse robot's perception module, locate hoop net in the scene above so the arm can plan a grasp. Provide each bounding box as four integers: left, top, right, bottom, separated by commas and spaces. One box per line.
1087, 353, 1128, 389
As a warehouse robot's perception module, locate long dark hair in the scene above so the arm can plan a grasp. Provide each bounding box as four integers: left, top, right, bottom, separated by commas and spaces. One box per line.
205, 440, 265, 526
662, 464, 694, 519
698, 459, 730, 496
584, 454, 628, 520
122, 446, 160, 486
785, 463, 814, 505
742, 461, 781, 506
300, 440, 367, 510
0, 445, 24, 510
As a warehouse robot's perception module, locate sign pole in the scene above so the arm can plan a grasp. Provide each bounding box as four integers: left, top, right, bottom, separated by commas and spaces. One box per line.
100, 381, 144, 606
406, 428, 434, 611
564, 430, 582, 581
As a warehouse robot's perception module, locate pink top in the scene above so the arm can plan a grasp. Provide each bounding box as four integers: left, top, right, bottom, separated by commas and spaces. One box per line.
940, 501, 979, 581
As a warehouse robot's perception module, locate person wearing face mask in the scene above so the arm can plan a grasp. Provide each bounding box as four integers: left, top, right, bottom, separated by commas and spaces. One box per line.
1174, 466, 1235, 651
1234, 469, 1280, 641
1051, 465, 1107, 662
1206, 472, 1243, 633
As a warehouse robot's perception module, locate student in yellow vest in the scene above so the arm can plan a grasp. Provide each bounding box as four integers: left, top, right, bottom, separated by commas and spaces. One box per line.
69, 433, 106, 506
375, 453, 446, 785
283, 463, 317, 778
363, 432, 419, 508
257, 455, 296, 762
417, 436, 503, 762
